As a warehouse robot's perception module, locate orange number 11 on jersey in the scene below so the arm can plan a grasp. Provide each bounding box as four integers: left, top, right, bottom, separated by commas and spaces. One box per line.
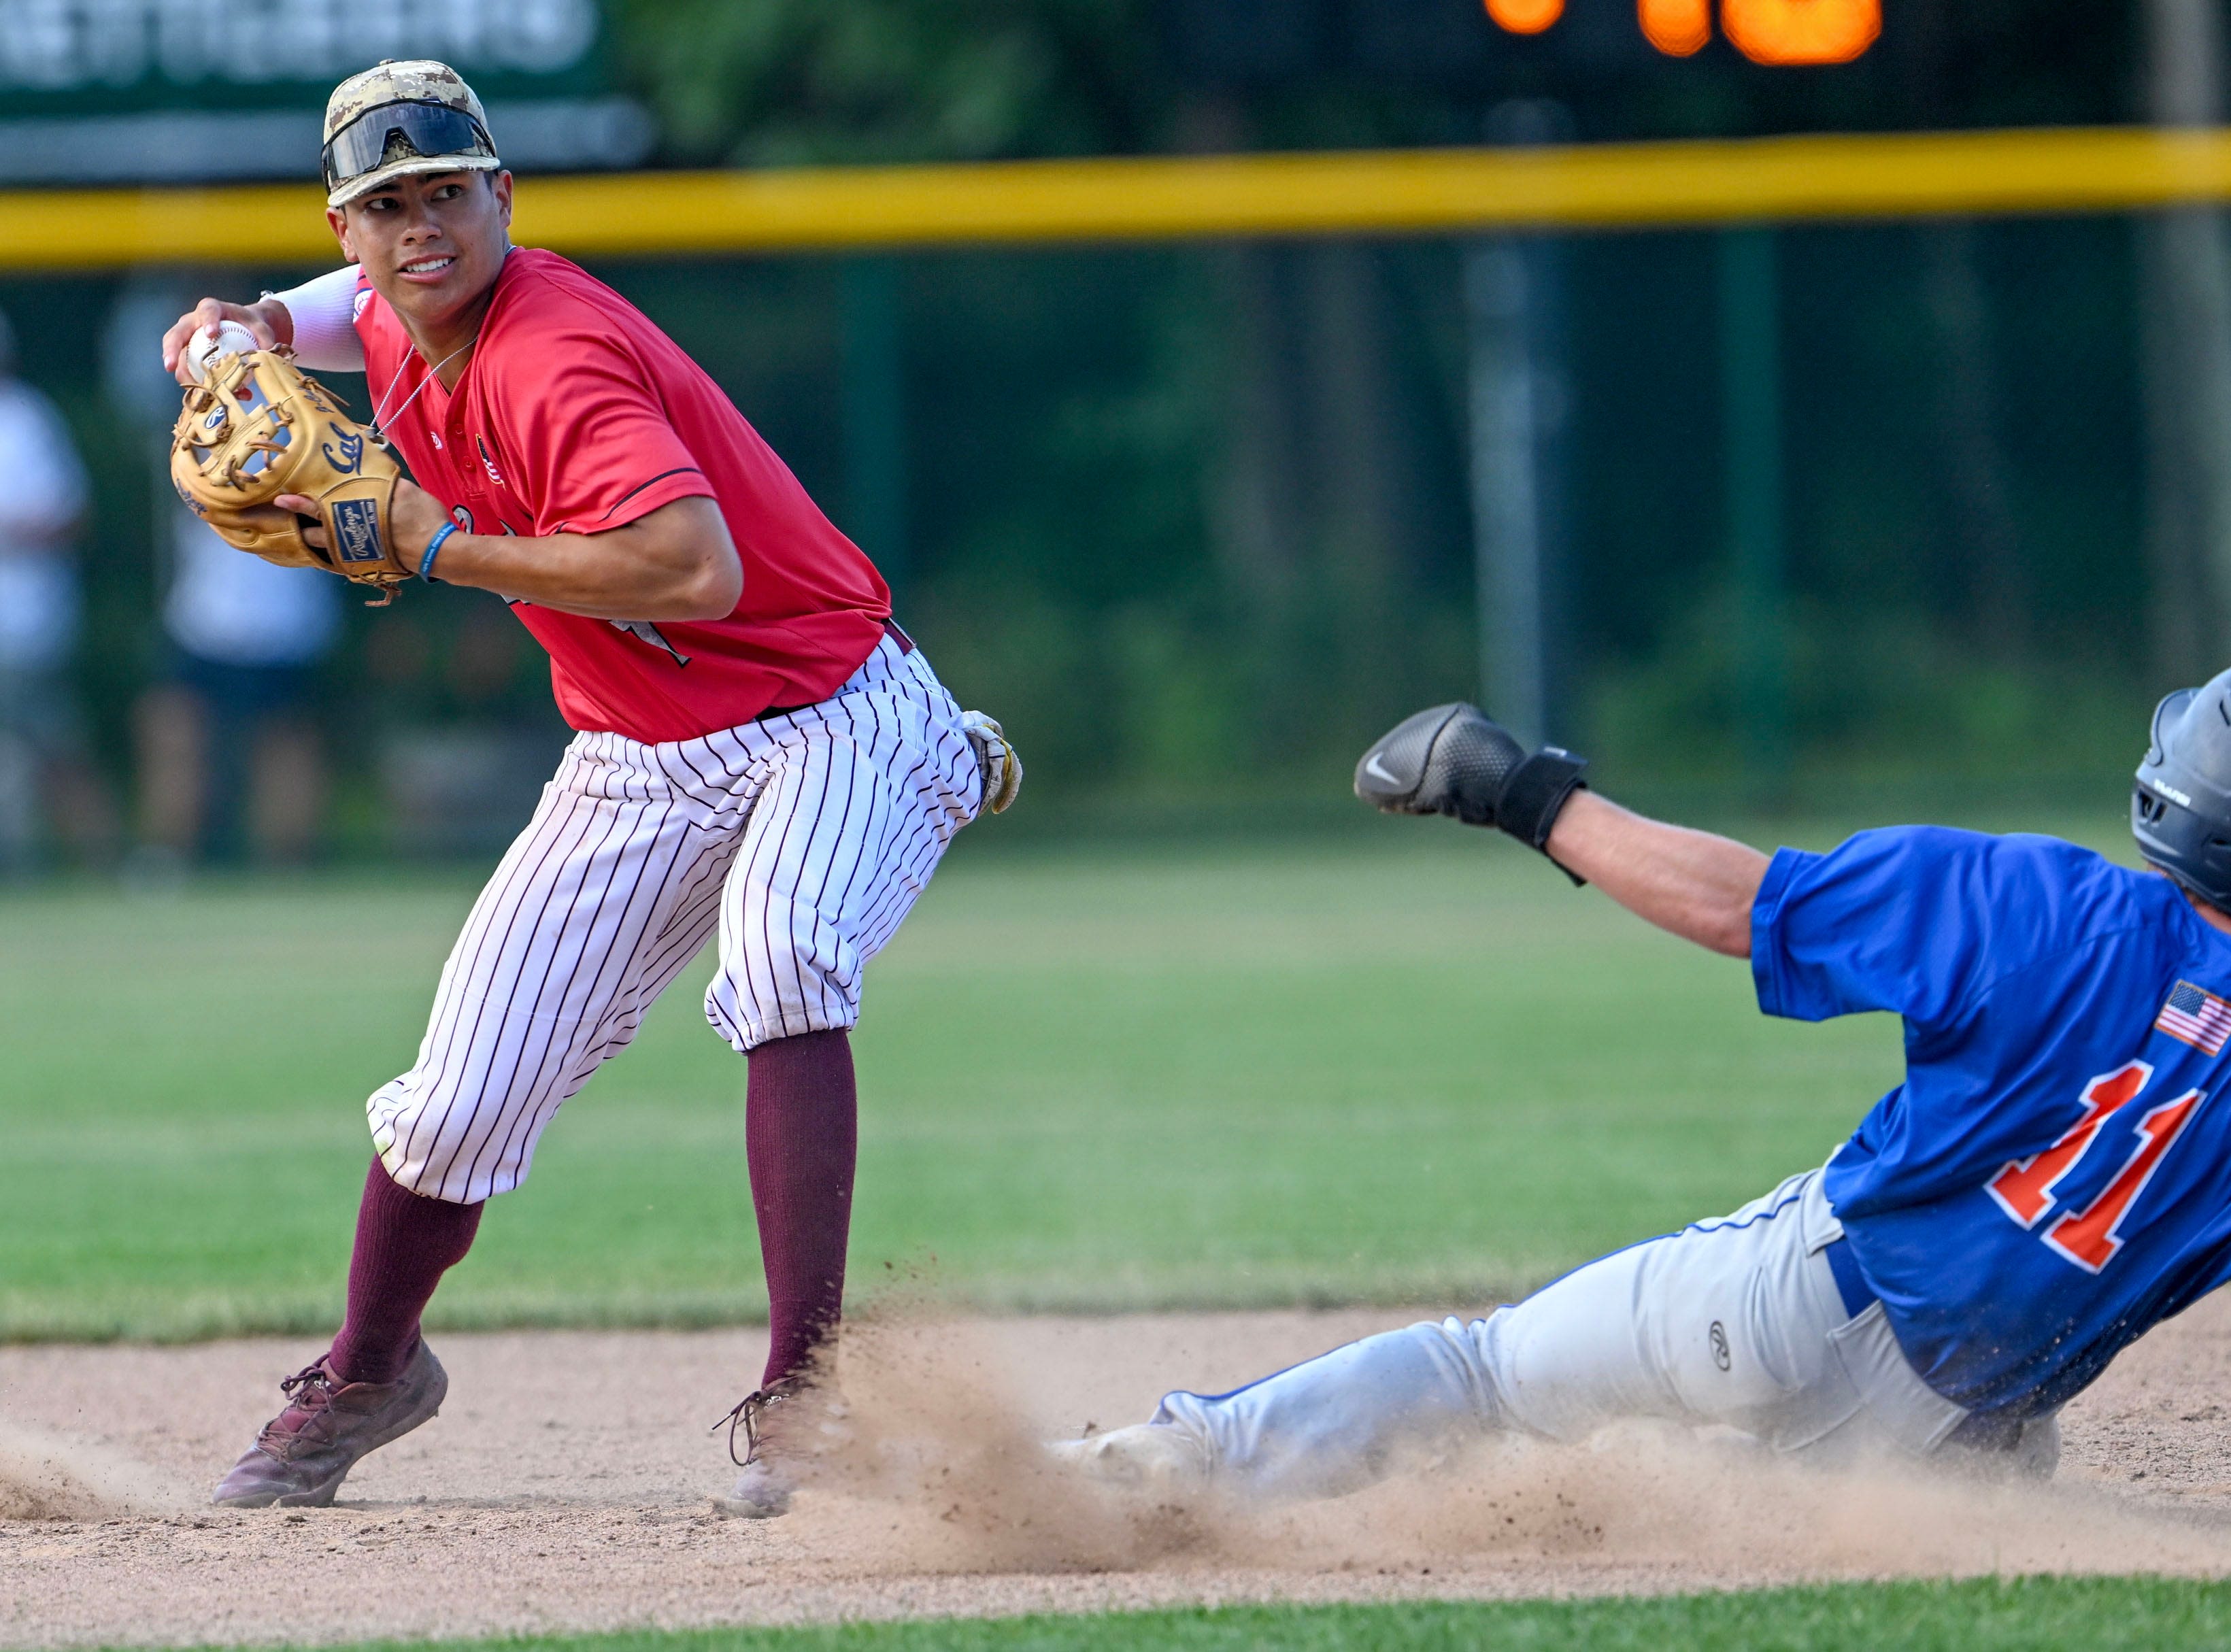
1986, 1060, 2208, 1275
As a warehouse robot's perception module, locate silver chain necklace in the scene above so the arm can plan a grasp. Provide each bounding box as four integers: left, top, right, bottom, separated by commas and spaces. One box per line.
369, 244, 512, 438
371, 335, 479, 439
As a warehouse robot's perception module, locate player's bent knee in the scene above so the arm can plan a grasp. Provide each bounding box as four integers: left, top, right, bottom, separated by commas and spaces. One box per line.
367, 1076, 550, 1203
707, 988, 860, 1054
373, 1139, 518, 1203
705, 935, 865, 1053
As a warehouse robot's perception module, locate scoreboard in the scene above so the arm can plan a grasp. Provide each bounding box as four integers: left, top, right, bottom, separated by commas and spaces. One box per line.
1486, 0, 1880, 64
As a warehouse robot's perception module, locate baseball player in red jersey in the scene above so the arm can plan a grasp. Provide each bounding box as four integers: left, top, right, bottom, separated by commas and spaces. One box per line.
160, 61, 1020, 1517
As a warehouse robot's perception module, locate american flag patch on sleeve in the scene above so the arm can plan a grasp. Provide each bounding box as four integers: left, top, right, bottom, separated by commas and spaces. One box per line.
2156, 980, 2231, 1055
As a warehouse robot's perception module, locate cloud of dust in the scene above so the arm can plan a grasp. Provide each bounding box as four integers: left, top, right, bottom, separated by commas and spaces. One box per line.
1231, 1423, 2231, 1582
776, 1314, 1205, 1572
0, 1423, 190, 1521
779, 1314, 2231, 1585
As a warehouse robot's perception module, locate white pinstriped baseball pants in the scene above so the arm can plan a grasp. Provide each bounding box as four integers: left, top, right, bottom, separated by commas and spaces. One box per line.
367, 635, 982, 1204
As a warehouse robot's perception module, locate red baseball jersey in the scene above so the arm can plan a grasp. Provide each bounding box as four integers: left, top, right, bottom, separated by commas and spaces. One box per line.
352, 248, 890, 743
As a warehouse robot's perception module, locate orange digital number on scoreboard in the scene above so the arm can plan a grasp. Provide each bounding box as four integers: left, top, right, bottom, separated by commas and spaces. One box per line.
1487, 0, 1566, 33
1638, 0, 1711, 56
1486, 0, 1880, 64
1720, 0, 1879, 64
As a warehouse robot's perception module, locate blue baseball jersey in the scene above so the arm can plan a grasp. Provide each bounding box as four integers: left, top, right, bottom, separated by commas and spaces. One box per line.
1751, 827, 2231, 1419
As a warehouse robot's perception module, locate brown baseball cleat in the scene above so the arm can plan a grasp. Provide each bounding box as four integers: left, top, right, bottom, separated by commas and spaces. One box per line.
212, 1341, 448, 1508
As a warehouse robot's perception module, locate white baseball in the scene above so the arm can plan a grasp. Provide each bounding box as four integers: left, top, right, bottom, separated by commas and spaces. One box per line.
186, 320, 260, 382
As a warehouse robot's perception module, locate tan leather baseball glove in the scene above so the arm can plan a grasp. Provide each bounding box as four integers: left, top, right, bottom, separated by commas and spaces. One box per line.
170, 348, 412, 605
960, 710, 1023, 814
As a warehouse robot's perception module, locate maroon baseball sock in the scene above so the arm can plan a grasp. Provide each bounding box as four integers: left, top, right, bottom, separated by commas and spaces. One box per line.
748, 1028, 858, 1390
326, 1158, 484, 1386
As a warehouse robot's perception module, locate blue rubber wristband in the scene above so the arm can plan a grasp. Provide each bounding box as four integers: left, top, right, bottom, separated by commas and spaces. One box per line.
418, 521, 458, 583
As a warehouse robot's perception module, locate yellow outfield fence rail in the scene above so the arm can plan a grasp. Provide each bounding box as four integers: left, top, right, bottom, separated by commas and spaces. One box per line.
7, 125, 2231, 271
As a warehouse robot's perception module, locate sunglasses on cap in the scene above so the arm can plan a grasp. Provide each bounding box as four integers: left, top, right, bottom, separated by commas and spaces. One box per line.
322, 100, 497, 193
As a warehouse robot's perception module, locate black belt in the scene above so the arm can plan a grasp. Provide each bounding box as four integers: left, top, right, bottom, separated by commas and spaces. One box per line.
1824, 1236, 1877, 1319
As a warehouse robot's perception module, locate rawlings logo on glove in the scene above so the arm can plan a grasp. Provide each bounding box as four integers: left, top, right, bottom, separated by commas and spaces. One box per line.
169, 345, 412, 605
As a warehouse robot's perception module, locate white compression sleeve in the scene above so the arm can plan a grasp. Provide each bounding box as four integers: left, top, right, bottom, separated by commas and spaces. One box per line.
264, 266, 365, 372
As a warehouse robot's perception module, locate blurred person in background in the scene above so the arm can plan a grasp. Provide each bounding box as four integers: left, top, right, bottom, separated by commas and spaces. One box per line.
134, 511, 341, 868
0, 305, 116, 874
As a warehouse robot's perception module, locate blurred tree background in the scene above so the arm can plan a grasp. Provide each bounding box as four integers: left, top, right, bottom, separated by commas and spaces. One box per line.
0, 0, 2192, 859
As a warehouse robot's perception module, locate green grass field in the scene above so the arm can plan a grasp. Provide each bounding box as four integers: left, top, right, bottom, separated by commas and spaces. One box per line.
184, 1579, 2231, 1651
0, 819, 1928, 1342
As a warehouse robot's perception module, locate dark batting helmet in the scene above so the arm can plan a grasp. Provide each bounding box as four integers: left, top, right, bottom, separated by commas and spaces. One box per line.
2134, 668, 2231, 911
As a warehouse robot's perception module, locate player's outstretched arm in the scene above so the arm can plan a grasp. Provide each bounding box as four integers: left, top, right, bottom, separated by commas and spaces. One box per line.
1544, 792, 1766, 958
1356, 703, 1765, 958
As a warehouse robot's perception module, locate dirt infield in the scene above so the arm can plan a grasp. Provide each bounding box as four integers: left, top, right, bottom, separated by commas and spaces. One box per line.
5, 1298, 2231, 1649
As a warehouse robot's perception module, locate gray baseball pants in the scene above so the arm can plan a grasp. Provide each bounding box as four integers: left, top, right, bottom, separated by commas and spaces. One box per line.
1148, 1168, 2058, 1502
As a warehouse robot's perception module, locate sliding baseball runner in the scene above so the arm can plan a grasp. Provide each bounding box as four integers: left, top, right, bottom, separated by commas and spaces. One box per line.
163, 60, 1020, 1517
1060, 687, 2231, 1500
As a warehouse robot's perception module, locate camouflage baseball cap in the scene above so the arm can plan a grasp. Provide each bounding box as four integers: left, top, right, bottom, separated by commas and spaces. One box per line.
322, 61, 500, 209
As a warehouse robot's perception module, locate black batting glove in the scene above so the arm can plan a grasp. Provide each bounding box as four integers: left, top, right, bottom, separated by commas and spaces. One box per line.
1354, 703, 1590, 871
